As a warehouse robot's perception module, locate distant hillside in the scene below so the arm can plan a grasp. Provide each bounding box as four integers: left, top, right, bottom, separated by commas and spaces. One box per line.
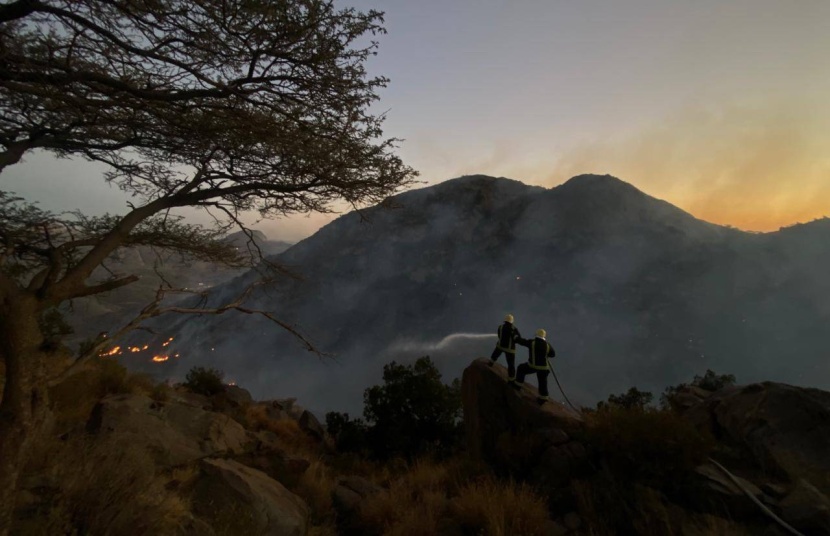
65, 230, 292, 343
125, 175, 830, 413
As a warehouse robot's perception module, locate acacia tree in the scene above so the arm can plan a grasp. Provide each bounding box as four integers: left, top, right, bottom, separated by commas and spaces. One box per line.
0, 0, 416, 529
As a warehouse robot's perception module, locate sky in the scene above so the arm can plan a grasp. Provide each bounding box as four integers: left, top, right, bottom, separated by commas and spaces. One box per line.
3, 0, 830, 239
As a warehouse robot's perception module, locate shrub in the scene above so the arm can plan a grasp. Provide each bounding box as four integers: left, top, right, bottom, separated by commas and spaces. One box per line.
244, 405, 319, 457
296, 460, 336, 523
359, 460, 455, 535
661, 369, 737, 408
451, 477, 552, 536
325, 411, 369, 453
18, 434, 188, 535
183, 366, 225, 396
597, 386, 654, 410
49, 358, 156, 432
582, 406, 715, 490
693, 369, 736, 391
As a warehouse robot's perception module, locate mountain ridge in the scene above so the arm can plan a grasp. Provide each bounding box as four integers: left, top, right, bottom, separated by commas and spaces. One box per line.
128, 174, 830, 414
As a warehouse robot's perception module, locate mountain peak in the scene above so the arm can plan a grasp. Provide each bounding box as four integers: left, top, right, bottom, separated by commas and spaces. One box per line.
559, 174, 641, 193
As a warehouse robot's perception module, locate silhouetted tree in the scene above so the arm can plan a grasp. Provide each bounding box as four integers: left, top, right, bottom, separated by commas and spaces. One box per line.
327, 356, 462, 460
0, 1, 415, 529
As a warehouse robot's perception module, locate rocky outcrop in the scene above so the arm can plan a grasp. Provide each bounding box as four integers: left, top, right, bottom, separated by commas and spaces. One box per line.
298, 410, 325, 442
191, 458, 308, 536
779, 479, 830, 535
462, 358, 585, 487
332, 475, 383, 535
681, 382, 830, 495
87, 394, 252, 467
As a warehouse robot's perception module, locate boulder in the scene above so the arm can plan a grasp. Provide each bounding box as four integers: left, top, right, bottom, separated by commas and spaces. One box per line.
692, 462, 766, 519
682, 382, 830, 495
462, 358, 584, 482
779, 479, 830, 535
87, 394, 251, 467
224, 385, 254, 407
191, 458, 308, 536
332, 475, 383, 535
298, 410, 325, 442
168, 387, 211, 409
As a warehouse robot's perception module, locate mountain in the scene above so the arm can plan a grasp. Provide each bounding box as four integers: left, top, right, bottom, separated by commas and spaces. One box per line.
125, 174, 830, 413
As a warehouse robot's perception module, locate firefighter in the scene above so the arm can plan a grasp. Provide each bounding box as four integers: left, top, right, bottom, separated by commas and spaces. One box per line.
513, 328, 556, 404
489, 314, 522, 382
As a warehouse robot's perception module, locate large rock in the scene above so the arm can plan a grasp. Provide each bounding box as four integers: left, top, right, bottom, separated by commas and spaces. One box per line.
332, 475, 383, 536
779, 479, 830, 535
87, 394, 252, 467
692, 462, 767, 519
462, 358, 584, 484
298, 410, 325, 442
191, 458, 308, 536
682, 382, 830, 495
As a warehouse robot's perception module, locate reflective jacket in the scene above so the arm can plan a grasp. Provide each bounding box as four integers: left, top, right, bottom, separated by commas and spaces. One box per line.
517, 336, 555, 370
496, 322, 521, 354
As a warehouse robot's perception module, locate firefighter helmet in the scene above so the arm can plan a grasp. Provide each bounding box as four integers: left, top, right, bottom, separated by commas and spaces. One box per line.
504, 314, 514, 323
535, 328, 546, 338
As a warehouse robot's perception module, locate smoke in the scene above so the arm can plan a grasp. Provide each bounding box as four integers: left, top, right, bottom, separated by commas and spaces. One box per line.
546, 98, 830, 231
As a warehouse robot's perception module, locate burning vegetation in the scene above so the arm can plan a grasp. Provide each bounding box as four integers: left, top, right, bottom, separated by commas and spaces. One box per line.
99, 337, 178, 364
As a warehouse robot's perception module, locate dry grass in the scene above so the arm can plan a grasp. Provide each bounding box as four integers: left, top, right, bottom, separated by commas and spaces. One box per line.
687, 514, 750, 536
296, 459, 336, 518
357, 459, 552, 536
244, 405, 320, 457
359, 460, 455, 534
18, 433, 189, 535
581, 406, 714, 489
452, 477, 552, 536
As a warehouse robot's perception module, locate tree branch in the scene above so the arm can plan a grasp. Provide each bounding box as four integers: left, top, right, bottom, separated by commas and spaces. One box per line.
51, 281, 325, 384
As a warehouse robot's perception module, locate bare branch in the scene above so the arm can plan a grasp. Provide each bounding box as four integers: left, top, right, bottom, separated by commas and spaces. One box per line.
51, 281, 325, 384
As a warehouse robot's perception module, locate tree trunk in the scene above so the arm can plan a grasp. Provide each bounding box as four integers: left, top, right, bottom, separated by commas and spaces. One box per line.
0, 294, 49, 536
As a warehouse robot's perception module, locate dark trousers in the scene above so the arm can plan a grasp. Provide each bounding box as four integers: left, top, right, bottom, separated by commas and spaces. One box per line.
490, 348, 516, 379
516, 363, 550, 398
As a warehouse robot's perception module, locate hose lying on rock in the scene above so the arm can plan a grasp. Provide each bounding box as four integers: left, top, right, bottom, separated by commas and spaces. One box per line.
707, 458, 804, 536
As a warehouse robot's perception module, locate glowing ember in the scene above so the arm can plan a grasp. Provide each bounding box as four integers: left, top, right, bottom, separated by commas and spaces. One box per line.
152, 355, 169, 363
101, 346, 121, 357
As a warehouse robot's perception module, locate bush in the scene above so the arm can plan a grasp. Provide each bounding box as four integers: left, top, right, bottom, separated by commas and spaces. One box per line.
18, 434, 188, 535
452, 478, 552, 536
597, 386, 654, 411
183, 366, 225, 396
582, 406, 715, 490
325, 411, 369, 453
661, 369, 737, 408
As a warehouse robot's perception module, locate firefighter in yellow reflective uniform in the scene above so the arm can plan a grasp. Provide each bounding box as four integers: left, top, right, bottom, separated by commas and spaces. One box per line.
513, 328, 556, 404
489, 314, 522, 381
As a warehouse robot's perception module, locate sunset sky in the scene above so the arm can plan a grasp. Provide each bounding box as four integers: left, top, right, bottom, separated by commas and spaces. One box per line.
4, 0, 830, 239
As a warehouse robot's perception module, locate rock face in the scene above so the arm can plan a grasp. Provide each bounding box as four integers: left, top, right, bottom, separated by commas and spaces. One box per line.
462, 358, 585, 487
87, 394, 252, 467
191, 458, 308, 536
332, 475, 383, 535
682, 382, 830, 495
779, 479, 830, 535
